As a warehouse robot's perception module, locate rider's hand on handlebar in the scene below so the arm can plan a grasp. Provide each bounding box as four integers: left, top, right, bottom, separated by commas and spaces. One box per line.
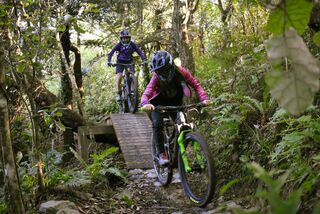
202, 100, 211, 106
108, 62, 112, 67
142, 104, 155, 111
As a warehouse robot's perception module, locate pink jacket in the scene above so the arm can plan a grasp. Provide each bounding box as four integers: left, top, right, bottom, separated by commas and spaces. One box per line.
141, 66, 208, 106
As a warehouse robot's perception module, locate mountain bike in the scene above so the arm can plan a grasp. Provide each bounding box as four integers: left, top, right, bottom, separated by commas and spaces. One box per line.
148, 103, 216, 207
111, 63, 139, 113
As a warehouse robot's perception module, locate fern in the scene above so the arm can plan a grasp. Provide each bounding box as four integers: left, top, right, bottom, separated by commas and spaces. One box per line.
63, 170, 92, 188
248, 162, 302, 214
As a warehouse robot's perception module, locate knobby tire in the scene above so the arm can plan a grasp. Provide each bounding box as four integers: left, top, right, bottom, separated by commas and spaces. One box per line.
127, 75, 139, 113
178, 132, 216, 207
151, 122, 173, 186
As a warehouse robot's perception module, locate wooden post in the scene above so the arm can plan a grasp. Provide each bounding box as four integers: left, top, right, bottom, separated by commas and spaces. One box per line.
77, 125, 116, 162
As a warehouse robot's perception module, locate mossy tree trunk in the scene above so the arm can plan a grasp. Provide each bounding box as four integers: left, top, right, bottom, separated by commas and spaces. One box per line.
172, 0, 199, 73
0, 24, 25, 214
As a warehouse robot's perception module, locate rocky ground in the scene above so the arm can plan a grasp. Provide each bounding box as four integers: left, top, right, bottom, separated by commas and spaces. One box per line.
39, 142, 250, 214
73, 167, 245, 214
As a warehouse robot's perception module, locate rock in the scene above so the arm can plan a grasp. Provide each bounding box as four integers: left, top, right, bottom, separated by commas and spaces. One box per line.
39, 200, 78, 214
147, 171, 158, 178
154, 181, 162, 187
129, 174, 145, 180
129, 169, 143, 175
57, 208, 80, 214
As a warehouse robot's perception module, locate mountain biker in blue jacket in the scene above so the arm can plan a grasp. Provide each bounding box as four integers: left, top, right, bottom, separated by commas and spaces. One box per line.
108, 29, 147, 101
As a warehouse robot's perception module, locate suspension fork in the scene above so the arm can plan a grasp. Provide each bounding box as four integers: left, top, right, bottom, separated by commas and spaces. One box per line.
178, 130, 192, 173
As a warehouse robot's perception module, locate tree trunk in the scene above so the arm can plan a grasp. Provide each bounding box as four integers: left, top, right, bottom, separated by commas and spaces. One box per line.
136, 0, 143, 30
20, 74, 46, 195
70, 45, 85, 116
29, 75, 87, 132
172, 0, 199, 73
216, 0, 233, 49
198, 3, 205, 55
0, 58, 25, 214
60, 26, 73, 109
0, 89, 26, 214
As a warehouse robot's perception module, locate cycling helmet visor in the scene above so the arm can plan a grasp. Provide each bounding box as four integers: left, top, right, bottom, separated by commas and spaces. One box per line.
121, 36, 131, 44
155, 64, 173, 82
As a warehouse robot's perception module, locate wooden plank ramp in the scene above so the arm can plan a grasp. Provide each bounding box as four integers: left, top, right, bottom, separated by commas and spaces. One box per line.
110, 113, 153, 169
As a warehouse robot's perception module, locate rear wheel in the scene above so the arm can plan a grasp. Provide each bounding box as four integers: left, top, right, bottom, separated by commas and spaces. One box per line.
127, 75, 138, 113
178, 132, 216, 207
151, 128, 173, 186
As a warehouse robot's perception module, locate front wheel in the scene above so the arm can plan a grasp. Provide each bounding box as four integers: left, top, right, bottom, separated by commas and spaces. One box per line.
178, 132, 216, 207
119, 88, 127, 113
127, 74, 138, 113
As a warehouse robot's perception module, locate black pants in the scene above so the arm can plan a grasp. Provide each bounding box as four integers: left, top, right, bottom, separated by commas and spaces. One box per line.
151, 111, 178, 154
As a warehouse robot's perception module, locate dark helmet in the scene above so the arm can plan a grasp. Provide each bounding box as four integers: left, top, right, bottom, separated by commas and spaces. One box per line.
149, 50, 174, 83
120, 29, 131, 46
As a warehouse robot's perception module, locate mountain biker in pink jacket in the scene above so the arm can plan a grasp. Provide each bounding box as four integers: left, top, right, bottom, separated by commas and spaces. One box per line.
141, 50, 210, 165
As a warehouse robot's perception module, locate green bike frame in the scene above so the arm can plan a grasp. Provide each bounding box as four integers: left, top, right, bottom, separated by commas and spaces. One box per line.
178, 130, 206, 173
178, 130, 192, 173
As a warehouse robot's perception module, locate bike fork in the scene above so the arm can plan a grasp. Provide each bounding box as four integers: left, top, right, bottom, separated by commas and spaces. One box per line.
178, 130, 192, 173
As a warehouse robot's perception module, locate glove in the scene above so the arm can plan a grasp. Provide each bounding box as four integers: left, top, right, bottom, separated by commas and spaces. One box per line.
202, 100, 211, 106
142, 60, 148, 66
142, 104, 155, 111
108, 62, 112, 67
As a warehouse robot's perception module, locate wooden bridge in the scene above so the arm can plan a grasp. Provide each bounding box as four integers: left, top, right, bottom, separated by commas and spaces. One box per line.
77, 113, 153, 169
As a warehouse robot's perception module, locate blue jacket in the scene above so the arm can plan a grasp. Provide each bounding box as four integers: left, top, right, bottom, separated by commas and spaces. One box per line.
108, 42, 146, 63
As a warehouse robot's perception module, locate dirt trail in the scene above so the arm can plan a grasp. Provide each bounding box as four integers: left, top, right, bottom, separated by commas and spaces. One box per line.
78, 167, 243, 214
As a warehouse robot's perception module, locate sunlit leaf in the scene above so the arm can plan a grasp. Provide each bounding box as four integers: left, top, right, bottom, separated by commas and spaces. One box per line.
266, 0, 312, 35
57, 25, 66, 32
265, 28, 320, 115
74, 22, 85, 34
219, 178, 239, 195
17, 63, 26, 73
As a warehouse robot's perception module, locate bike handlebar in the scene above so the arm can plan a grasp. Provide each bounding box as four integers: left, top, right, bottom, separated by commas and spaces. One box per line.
140, 103, 205, 113
110, 62, 146, 67
155, 103, 205, 112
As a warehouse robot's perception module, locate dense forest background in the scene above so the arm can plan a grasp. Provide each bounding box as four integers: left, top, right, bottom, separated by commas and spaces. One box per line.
1, 0, 320, 213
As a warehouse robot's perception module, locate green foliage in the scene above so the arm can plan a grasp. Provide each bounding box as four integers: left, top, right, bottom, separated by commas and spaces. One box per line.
70, 146, 126, 183
62, 170, 91, 188
219, 178, 240, 196
248, 162, 302, 214
313, 32, 320, 46
86, 147, 126, 182
122, 195, 135, 206
265, 28, 320, 115
21, 173, 37, 193
70, 147, 88, 167
82, 50, 119, 117
47, 170, 73, 186
74, 22, 86, 34
270, 115, 320, 166
266, 0, 313, 35
0, 203, 8, 214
